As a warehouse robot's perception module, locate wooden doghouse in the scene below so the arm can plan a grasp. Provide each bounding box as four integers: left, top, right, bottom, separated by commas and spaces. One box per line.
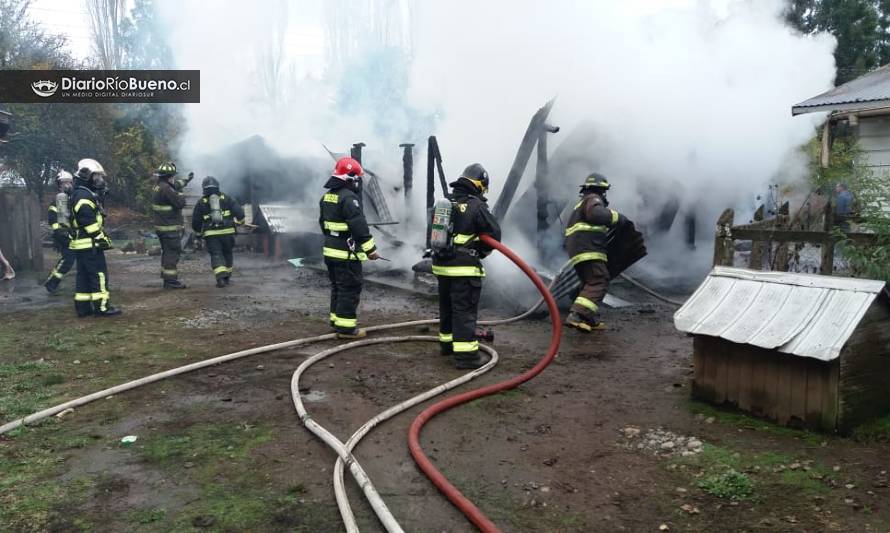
675, 267, 890, 433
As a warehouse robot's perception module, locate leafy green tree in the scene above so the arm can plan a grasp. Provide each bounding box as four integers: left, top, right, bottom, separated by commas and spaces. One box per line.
785, 0, 890, 83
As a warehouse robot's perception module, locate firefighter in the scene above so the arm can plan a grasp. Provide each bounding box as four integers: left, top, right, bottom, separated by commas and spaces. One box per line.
563, 173, 625, 332
70, 158, 121, 317
319, 157, 379, 339
152, 162, 193, 289
191, 176, 244, 288
44, 170, 76, 293
433, 163, 501, 369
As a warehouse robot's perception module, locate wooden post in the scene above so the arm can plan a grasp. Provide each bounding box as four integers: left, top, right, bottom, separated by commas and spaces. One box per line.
713, 208, 735, 267
535, 130, 549, 247
749, 204, 765, 270
821, 201, 835, 275
399, 143, 414, 201
774, 201, 791, 271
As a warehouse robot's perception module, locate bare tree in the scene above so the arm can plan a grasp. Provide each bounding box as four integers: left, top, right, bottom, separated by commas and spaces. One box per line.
256, 0, 291, 110
85, 0, 126, 69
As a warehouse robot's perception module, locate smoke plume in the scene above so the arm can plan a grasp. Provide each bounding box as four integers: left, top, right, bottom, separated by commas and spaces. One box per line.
157, 0, 837, 288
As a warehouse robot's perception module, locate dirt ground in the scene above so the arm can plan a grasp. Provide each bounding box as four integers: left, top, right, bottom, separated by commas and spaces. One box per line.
1, 250, 889, 532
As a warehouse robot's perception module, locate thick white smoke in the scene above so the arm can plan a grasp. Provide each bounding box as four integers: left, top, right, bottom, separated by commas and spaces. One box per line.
409, 0, 834, 214
157, 0, 837, 286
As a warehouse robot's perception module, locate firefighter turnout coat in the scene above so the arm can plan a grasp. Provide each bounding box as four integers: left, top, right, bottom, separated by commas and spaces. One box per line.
318, 178, 377, 261
151, 180, 187, 233
564, 192, 623, 266
431, 180, 501, 277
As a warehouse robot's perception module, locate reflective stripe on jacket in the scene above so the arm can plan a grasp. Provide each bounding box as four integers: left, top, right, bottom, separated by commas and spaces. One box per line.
152, 180, 186, 233
431, 181, 501, 277
564, 192, 621, 265
191, 193, 245, 238
318, 179, 376, 262
68, 186, 106, 250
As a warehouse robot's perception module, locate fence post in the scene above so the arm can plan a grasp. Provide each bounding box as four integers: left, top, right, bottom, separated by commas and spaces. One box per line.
713, 208, 735, 267
820, 201, 835, 275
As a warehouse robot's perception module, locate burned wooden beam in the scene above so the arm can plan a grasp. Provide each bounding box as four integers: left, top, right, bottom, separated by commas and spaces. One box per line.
400, 143, 414, 201
492, 98, 556, 221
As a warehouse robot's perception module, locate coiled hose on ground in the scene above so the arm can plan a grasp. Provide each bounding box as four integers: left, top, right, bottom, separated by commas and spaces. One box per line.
1, 237, 680, 531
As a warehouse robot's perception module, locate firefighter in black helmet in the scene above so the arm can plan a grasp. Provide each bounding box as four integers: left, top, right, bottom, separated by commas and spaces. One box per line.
70, 158, 121, 317
151, 162, 193, 289
433, 163, 501, 369
319, 157, 379, 339
44, 170, 76, 293
191, 176, 244, 288
563, 173, 625, 332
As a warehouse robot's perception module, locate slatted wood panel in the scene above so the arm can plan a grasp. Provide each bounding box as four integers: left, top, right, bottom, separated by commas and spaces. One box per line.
838, 299, 890, 433
0, 189, 43, 271
692, 336, 841, 431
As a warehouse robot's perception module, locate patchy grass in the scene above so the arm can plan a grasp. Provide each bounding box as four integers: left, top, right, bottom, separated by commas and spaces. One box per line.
456, 478, 587, 532
671, 442, 835, 503
698, 468, 753, 500
686, 399, 824, 445
852, 415, 890, 443
0, 425, 100, 531
130, 507, 166, 524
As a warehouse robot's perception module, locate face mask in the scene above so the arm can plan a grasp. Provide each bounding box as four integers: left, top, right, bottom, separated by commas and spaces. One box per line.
91, 174, 107, 192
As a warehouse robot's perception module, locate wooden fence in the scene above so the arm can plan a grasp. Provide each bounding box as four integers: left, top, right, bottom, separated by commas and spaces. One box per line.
0, 188, 43, 271
713, 200, 878, 274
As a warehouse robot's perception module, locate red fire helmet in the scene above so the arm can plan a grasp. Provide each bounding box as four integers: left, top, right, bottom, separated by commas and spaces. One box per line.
332, 157, 364, 180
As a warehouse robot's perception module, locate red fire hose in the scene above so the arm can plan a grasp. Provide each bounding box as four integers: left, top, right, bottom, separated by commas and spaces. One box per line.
408, 234, 563, 532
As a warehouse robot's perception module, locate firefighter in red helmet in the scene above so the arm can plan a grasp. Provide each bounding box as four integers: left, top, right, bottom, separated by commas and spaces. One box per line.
319, 157, 379, 338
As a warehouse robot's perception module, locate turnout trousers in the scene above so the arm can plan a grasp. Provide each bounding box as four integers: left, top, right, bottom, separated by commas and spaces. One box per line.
325, 258, 363, 334
205, 235, 234, 281
437, 276, 482, 362
158, 231, 182, 281
74, 249, 111, 316
570, 260, 609, 325
45, 235, 75, 291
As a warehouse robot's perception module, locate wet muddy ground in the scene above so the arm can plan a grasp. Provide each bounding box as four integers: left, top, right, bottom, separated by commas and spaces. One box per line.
1, 251, 888, 532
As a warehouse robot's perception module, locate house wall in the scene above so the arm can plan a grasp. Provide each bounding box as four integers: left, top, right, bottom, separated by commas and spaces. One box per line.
0, 188, 44, 271
692, 336, 840, 431
856, 116, 890, 175
838, 297, 890, 432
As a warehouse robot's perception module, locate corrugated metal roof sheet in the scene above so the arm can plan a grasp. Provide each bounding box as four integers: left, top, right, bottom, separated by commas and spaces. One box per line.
674, 267, 886, 361
257, 204, 316, 234
792, 64, 890, 115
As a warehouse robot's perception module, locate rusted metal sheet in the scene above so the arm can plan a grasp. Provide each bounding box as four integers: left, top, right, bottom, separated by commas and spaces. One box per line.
674, 267, 886, 361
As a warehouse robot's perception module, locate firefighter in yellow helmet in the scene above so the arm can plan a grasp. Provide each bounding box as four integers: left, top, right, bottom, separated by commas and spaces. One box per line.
563, 173, 625, 332
151, 162, 193, 289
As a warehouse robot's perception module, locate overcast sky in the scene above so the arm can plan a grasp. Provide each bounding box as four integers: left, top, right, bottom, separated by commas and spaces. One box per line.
29, 0, 327, 75
29, 0, 725, 71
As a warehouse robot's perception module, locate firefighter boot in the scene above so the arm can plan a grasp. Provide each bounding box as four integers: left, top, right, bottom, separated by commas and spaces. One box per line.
164, 279, 187, 289
45, 278, 61, 294
94, 306, 122, 317
216, 278, 226, 288
336, 328, 367, 340
566, 311, 606, 332
455, 352, 487, 370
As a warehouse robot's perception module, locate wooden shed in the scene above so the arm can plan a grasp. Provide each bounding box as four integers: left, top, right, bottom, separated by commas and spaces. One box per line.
0, 188, 44, 271
675, 267, 890, 433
